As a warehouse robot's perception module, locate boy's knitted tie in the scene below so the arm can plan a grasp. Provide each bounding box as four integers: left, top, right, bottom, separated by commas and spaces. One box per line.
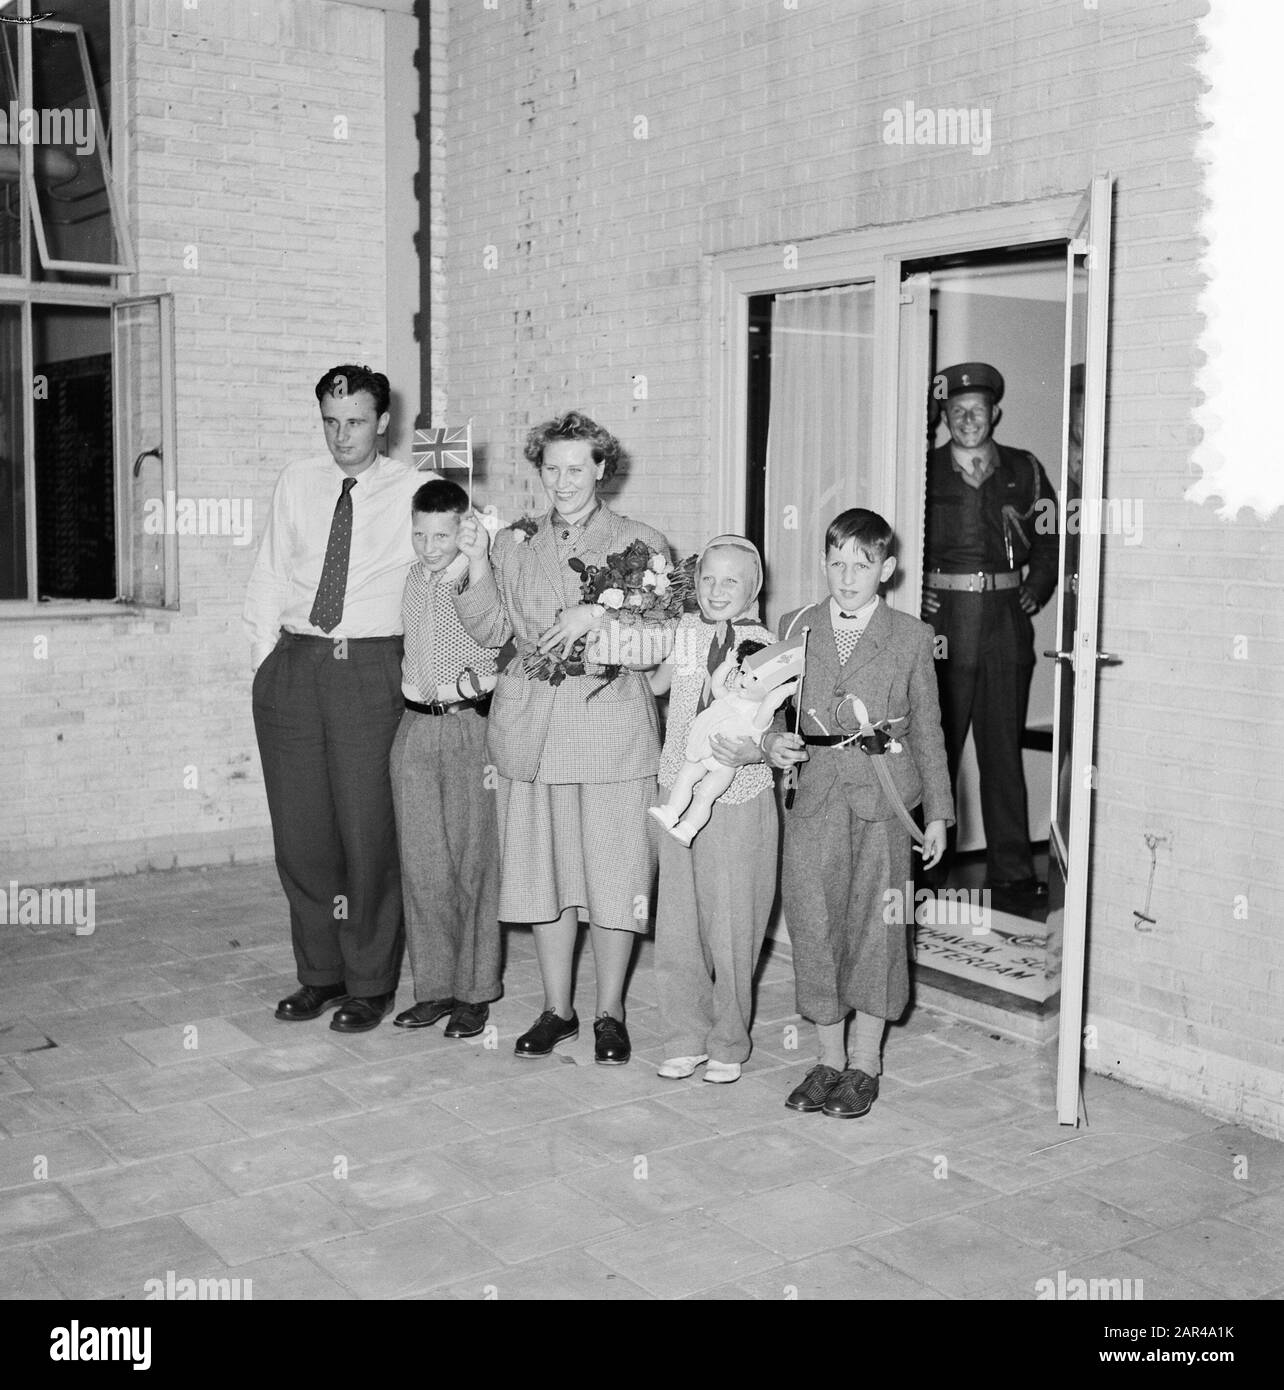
309, 477, 356, 633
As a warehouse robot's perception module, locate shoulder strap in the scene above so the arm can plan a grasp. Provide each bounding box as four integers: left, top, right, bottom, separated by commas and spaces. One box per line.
783, 604, 818, 640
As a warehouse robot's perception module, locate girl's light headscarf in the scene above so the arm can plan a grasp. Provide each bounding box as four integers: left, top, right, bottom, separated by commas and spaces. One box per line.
696, 534, 765, 709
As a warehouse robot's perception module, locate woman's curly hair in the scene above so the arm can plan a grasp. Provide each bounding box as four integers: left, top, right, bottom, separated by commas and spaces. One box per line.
523, 410, 624, 481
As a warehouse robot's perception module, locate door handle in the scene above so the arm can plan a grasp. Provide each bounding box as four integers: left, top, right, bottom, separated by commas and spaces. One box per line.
1042, 650, 1073, 664
1097, 651, 1123, 665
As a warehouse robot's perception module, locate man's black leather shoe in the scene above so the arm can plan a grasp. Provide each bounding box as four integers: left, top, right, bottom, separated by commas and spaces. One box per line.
444, 1001, 489, 1039
784, 1063, 842, 1113
329, 993, 395, 1033
394, 998, 456, 1029
275, 983, 348, 1022
593, 1014, 631, 1066
514, 1009, 578, 1057
821, 1068, 879, 1119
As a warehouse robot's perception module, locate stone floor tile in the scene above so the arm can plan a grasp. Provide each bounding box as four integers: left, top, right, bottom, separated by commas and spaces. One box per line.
0, 1185, 95, 1250
1080, 1076, 1230, 1142
431, 1074, 590, 1134
0, 1078, 135, 1135
556, 1098, 718, 1163
320, 1099, 485, 1163
180, 1183, 361, 1265
118, 1016, 260, 1068
223, 1039, 367, 1088
102, 1059, 253, 1113
50, 967, 179, 1012
34, 1215, 223, 1298
857, 1211, 1051, 1298
12, 1038, 153, 1087
647, 1074, 796, 1137
968, 1180, 1161, 1263
441, 1178, 627, 1263
1066, 1149, 1252, 1228
727, 1244, 948, 1300
323, 1051, 488, 1108
1165, 1124, 1284, 1193
0, 1061, 31, 1097
308, 1152, 490, 1228
436, 1122, 612, 1195
539, 1053, 681, 1107
673, 1123, 849, 1195
586, 1209, 779, 1298
879, 1073, 1044, 1133
65, 1152, 235, 1228
152, 953, 276, 991
563, 1149, 732, 1226
207, 1076, 363, 1137
30, 1001, 163, 1047
0, 1245, 66, 1297
307, 1212, 496, 1298
90, 1101, 247, 1163
1122, 1217, 1284, 1299
0, 1127, 117, 1189
822, 1148, 1005, 1222
1216, 1187, 1284, 1240
184, 1249, 356, 1300
712, 1180, 897, 1259
444, 1248, 653, 1300
136, 983, 263, 1026
192, 1127, 357, 1196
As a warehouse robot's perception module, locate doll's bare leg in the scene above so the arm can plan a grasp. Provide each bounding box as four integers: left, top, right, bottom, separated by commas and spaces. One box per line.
649, 759, 703, 829
670, 765, 737, 844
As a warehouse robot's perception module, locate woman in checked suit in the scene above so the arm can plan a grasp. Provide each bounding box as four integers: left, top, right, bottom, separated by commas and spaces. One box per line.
454, 411, 670, 1067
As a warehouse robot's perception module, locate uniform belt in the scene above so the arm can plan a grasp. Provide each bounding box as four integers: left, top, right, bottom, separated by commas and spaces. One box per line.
801, 735, 847, 747
926, 570, 1021, 592
405, 694, 491, 717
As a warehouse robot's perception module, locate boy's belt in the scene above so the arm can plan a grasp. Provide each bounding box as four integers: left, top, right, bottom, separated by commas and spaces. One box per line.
792, 733, 925, 845
405, 694, 492, 717
926, 570, 1021, 592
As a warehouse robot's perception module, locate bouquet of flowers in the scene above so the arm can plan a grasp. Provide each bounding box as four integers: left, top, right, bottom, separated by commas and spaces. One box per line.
522, 540, 696, 692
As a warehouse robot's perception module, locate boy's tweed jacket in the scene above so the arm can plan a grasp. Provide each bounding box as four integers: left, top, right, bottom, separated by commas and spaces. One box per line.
778, 598, 954, 826
455, 504, 668, 784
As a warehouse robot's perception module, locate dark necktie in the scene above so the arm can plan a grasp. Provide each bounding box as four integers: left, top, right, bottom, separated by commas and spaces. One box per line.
309, 476, 356, 633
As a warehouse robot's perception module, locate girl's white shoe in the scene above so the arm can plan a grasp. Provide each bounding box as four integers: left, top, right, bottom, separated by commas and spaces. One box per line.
656, 1054, 708, 1079
703, 1060, 742, 1084
648, 805, 680, 830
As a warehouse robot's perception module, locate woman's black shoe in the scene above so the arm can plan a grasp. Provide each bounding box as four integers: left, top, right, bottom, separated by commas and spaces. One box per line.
514, 1009, 578, 1057
593, 1014, 631, 1066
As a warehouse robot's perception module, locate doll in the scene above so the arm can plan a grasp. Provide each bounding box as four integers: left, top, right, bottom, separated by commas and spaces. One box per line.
649, 639, 797, 846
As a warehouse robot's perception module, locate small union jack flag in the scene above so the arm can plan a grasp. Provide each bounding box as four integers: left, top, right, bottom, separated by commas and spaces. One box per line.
413, 423, 472, 472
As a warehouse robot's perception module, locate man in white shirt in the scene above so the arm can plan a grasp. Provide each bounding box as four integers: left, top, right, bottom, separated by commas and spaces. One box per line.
245, 365, 440, 1031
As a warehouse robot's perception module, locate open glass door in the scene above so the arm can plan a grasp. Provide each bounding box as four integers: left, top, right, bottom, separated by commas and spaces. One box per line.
1049, 175, 1114, 1124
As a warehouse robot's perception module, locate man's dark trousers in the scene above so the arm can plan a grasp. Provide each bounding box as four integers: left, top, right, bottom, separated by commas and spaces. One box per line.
252, 632, 405, 995
929, 589, 1035, 886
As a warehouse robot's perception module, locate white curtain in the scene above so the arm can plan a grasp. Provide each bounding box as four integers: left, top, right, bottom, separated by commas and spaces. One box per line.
762, 283, 875, 629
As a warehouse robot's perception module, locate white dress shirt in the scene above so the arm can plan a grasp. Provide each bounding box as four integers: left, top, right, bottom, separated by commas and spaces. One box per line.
243, 454, 440, 670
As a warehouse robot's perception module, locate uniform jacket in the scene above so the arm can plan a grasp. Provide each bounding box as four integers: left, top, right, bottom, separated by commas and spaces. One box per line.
454, 503, 668, 784
779, 598, 954, 827
924, 441, 1059, 607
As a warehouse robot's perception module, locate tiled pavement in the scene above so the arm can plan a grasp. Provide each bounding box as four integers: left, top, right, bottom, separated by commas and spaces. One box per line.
2, 864, 1282, 1301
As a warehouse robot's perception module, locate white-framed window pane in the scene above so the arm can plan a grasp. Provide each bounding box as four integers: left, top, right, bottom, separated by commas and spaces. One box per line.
0, 302, 25, 598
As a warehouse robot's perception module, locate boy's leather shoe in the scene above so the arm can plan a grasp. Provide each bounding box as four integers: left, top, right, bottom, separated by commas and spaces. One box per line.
444, 1001, 489, 1039
593, 1014, 631, 1066
514, 1009, 579, 1057
783, 1064, 842, 1112
329, 993, 395, 1033
394, 998, 455, 1029
821, 1068, 879, 1119
275, 983, 348, 1022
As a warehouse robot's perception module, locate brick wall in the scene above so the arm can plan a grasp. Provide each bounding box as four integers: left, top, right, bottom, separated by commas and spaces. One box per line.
2, 0, 391, 881
441, 0, 1283, 1133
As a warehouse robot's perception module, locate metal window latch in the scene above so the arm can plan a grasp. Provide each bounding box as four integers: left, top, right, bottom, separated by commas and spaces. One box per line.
133, 446, 162, 478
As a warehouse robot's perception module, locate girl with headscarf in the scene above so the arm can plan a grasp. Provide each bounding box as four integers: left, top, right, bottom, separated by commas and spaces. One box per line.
648, 535, 799, 1084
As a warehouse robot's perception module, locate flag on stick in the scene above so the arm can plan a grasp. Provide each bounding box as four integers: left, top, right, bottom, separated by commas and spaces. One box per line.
742, 630, 807, 693
413, 420, 474, 504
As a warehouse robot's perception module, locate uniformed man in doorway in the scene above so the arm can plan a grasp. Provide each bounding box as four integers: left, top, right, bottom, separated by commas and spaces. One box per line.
922, 362, 1058, 910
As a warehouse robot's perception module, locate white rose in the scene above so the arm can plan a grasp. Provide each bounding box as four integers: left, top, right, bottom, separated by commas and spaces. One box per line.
652, 573, 670, 595
648, 553, 667, 573
600, 588, 625, 610
641, 571, 657, 589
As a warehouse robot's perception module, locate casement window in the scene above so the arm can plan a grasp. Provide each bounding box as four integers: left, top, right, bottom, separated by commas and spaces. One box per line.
1, 0, 175, 611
